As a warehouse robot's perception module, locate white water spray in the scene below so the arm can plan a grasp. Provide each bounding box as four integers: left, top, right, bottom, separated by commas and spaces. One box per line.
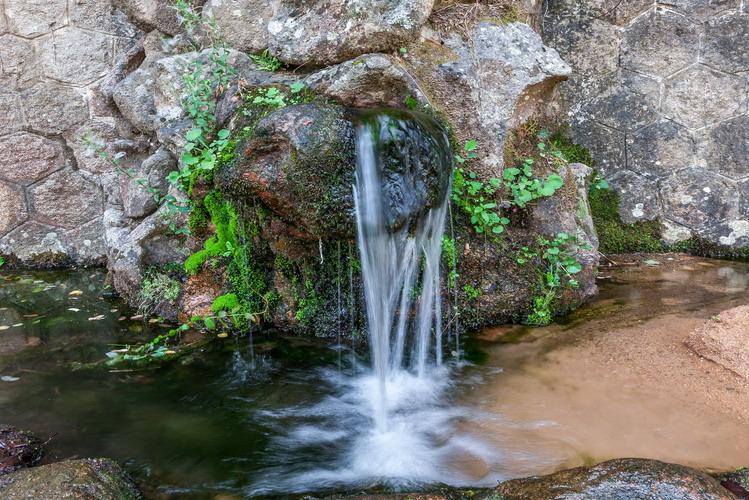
353, 115, 449, 432
249, 111, 504, 495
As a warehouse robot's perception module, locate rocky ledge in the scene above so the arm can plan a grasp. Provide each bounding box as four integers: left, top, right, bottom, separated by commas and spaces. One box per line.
333, 459, 746, 500
0, 425, 142, 500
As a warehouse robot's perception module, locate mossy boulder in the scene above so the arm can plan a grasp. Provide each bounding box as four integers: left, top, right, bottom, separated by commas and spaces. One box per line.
0, 458, 142, 499
218, 102, 452, 242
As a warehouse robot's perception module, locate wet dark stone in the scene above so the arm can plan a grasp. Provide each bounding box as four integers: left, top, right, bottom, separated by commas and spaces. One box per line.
717, 468, 749, 499
493, 458, 737, 500
218, 103, 452, 241
0, 426, 44, 475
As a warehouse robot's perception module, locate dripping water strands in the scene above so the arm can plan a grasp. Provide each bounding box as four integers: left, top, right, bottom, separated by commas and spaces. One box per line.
353, 112, 450, 432
249, 111, 503, 494
337, 241, 343, 372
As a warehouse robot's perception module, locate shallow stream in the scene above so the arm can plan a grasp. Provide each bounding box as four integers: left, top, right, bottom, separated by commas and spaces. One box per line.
1, 256, 747, 498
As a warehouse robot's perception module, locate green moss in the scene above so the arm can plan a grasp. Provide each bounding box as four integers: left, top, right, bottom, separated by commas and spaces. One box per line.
211, 293, 239, 313
294, 273, 321, 325
550, 130, 594, 166
589, 188, 665, 254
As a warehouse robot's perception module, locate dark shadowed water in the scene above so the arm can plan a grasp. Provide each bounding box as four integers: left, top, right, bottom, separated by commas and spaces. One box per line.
1, 257, 748, 498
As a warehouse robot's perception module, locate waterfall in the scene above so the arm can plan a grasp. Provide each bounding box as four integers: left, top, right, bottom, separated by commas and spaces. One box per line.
249, 112, 504, 495
353, 113, 450, 432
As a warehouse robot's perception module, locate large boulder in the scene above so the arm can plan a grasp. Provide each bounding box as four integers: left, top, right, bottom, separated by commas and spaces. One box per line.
406, 21, 571, 174
494, 458, 737, 500
218, 102, 452, 241
112, 49, 276, 155
104, 194, 190, 312
203, 0, 434, 66
685, 305, 749, 381
0, 458, 142, 500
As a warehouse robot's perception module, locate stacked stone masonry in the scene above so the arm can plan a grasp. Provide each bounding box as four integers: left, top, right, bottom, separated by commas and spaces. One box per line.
0, 0, 146, 265
1, 0, 748, 268
543, 0, 749, 247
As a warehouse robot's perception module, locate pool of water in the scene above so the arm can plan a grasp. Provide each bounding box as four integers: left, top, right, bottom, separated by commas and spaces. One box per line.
0, 257, 748, 498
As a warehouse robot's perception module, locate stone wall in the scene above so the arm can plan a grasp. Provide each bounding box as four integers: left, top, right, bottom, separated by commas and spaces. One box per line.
543, 0, 749, 248
0, 0, 145, 265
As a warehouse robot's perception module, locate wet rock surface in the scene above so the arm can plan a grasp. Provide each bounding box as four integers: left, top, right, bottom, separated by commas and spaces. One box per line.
0, 426, 44, 475
220, 103, 452, 241
493, 458, 738, 500
686, 305, 749, 381
0, 458, 142, 500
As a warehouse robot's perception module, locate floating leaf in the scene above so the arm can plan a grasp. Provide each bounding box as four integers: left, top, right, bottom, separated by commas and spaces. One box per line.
643, 259, 660, 266
69, 290, 83, 296
88, 314, 106, 321
1, 376, 20, 382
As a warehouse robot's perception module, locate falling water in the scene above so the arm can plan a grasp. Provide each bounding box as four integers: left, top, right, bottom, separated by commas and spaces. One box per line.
249, 111, 503, 494
353, 114, 449, 431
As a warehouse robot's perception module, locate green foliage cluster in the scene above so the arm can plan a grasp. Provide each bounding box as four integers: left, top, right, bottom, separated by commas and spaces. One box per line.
139, 269, 182, 316
463, 284, 482, 301
250, 49, 283, 71
517, 232, 589, 326
452, 140, 509, 236
451, 133, 566, 238
294, 273, 321, 325
183, 192, 273, 331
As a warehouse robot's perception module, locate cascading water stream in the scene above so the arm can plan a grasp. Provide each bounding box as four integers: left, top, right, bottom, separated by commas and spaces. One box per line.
250, 110, 502, 495
353, 114, 449, 432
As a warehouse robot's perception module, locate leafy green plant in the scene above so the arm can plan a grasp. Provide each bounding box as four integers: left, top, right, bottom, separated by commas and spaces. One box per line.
518, 232, 588, 326
452, 140, 510, 237
502, 157, 564, 208
463, 284, 482, 300
250, 49, 283, 71
0, 256, 5, 269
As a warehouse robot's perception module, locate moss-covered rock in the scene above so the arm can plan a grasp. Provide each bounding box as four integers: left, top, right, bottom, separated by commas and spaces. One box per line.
0, 458, 142, 500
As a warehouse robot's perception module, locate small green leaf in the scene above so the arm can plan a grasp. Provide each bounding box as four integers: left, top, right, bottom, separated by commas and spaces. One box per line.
289, 81, 305, 93
217, 129, 230, 140
185, 128, 202, 141
464, 139, 478, 152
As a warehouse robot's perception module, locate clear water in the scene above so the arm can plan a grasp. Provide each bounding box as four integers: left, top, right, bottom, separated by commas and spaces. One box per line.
1, 258, 749, 498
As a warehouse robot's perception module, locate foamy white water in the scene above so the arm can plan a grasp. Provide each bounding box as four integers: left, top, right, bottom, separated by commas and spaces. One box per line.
246, 112, 505, 495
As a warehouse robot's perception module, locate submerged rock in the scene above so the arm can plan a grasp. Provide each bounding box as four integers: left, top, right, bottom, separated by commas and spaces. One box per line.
686, 305, 749, 381
0, 458, 142, 500
493, 458, 736, 500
